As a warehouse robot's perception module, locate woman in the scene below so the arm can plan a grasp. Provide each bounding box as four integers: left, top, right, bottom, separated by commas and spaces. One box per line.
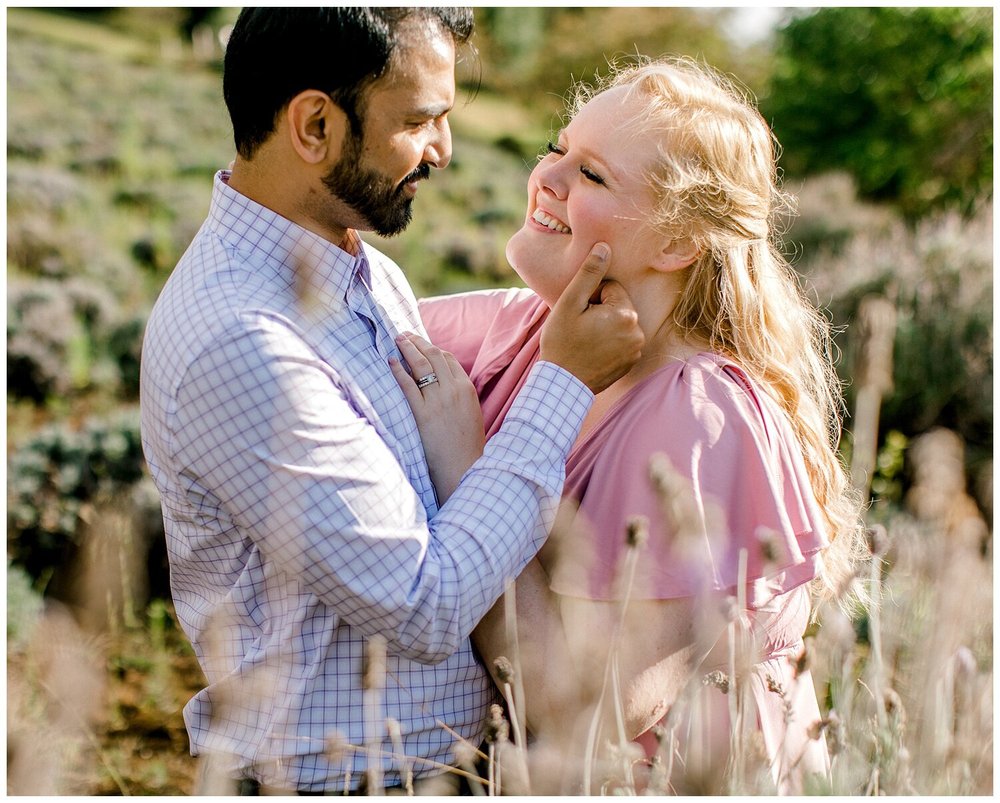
394, 57, 864, 794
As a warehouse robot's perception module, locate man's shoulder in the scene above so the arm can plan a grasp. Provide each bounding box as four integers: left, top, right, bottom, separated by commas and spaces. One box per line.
145, 227, 297, 382
150, 227, 238, 328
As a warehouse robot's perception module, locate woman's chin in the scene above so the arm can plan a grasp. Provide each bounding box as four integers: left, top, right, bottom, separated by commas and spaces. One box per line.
506, 231, 567, 305
505, 233, 530, 279
504, 227, 527, 265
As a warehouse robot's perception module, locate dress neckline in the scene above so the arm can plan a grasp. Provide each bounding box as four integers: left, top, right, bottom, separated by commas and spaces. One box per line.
567, 351, 727, 462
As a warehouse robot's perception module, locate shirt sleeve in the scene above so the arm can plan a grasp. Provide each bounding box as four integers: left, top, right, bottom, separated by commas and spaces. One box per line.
170, 312, 592, 664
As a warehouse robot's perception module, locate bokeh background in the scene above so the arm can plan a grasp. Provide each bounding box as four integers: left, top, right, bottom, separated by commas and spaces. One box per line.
7, 7, 992, 794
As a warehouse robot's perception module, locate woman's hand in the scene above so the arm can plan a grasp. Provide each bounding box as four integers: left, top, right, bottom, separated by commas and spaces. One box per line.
390, 332, 485, 505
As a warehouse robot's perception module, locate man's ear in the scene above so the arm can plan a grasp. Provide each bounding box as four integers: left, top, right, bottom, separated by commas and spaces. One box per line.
286, 90, 349, 165
653, 238, 700, 273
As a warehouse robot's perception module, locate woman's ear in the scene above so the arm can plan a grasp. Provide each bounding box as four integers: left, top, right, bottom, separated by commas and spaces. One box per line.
286, 90, 349, 165
653, 238, 700, 273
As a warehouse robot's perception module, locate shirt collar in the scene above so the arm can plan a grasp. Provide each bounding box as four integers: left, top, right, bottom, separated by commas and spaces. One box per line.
206, 170, 371, 304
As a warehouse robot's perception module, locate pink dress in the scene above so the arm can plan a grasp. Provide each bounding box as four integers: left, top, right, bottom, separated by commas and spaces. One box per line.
420, 288, 831, 792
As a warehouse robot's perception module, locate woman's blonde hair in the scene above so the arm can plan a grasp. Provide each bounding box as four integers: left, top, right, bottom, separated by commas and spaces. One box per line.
571, 57, 866, 604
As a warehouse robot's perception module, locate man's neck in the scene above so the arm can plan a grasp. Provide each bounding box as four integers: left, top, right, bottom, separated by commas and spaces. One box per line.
228, 158, 351, 248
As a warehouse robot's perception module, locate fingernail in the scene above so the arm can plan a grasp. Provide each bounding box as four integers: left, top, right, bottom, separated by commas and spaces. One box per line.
592, 243, 609, 262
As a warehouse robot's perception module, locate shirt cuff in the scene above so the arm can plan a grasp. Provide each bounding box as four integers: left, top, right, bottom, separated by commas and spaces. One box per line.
503, 360, 594, 456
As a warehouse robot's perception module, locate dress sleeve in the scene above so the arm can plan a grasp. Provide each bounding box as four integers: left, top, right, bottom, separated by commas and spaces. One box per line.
549, 356, 829, 609
419, 288, 536, 375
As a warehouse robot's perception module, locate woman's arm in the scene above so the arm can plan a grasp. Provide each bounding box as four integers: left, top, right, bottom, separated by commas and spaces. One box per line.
560, 595, 726, 739
474, 561, 728, 744
474, 559, 587, 737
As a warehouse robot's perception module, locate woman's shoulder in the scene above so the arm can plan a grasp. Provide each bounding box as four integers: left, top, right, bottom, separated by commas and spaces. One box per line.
418, 286, 540, 320
615, 352, 777, 448
565, 350, 828, 605
419, 287, 546, 378
580, 351, 804, 525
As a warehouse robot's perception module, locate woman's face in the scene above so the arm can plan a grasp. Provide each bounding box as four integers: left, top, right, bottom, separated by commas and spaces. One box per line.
506, 86, 670, 307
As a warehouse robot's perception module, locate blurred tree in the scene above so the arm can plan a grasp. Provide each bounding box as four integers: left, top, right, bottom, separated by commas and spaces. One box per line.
763, 7, 992, 219
474, 7, 750, 118
477, 7, 547, 86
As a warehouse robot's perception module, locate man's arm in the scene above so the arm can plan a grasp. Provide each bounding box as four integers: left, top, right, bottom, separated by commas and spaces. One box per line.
171, 315, 591, 665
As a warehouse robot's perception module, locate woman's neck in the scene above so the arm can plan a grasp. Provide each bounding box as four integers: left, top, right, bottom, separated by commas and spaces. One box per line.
616, 272, 706, 384
574, 285, 706, 444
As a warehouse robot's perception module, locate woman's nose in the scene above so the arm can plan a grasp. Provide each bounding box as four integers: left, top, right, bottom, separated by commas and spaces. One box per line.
534, 158, 567, 200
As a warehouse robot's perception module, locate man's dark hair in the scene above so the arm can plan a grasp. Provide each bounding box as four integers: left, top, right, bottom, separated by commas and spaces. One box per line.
224, 7, 474, 159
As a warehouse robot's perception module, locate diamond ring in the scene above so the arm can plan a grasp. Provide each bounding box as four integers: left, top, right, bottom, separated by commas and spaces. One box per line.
415, 372, 439, 390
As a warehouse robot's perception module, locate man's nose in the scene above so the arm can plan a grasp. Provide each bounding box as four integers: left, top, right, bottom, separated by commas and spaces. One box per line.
424, 117, 452, 170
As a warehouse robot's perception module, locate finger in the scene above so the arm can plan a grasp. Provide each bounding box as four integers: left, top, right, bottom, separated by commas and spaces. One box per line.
389, 356, 423, 410
395, 333, 434, 379
552, 242, 611, 313
404, 333, 453, 378
441, 349, 467, 383
597, 279, 637, 310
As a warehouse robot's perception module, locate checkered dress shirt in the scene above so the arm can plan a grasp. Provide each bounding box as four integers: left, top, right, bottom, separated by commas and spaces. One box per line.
139, 171, 592, 791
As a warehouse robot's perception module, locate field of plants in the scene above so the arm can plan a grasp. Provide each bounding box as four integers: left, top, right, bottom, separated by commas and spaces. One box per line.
6, 7, 992, 795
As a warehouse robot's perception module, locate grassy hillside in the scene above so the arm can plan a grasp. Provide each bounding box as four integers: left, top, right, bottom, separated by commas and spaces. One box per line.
7, 7, 992, 796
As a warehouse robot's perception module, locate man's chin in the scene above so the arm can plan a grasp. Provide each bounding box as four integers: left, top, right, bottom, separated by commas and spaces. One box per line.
371, 205, 413, 238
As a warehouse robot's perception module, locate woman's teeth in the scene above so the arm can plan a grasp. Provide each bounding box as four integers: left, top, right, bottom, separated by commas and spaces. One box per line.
532, 209, 571, 234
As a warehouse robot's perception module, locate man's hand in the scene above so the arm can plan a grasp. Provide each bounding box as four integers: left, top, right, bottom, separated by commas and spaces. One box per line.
539, 243, 644, 394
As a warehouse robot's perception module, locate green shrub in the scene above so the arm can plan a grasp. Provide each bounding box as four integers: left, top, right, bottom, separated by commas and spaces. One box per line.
7, 410, 148, 584
7, 563, 46, 650
792, 186, 993, 471
764, 7, 992, 219
105, 315, 146, 399
7, 276, 144, 402
7, 279, 81, 401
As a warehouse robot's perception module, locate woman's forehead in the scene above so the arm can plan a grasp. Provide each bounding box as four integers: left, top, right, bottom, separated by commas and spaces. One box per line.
568, 88, 659, 167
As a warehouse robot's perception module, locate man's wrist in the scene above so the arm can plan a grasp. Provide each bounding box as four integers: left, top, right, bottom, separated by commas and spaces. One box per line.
505, 361, 593, 456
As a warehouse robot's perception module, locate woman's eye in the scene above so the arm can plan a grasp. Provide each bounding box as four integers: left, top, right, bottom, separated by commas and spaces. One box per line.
544, 142, 605, 185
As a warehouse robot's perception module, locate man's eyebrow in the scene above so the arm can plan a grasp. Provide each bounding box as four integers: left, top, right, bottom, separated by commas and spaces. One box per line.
406, 103, 452, 119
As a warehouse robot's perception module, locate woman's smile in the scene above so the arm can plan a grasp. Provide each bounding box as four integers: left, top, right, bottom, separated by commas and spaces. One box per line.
531, 207, 572, 234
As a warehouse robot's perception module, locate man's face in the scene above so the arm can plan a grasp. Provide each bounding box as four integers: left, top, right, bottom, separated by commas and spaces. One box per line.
323, 18, 456, 237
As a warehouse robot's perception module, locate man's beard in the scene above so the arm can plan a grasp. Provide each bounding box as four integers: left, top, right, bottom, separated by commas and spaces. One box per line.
321, 130, 431, 238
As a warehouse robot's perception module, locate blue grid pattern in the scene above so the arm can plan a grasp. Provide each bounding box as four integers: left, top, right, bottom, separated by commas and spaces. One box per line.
139, 172, 592, 791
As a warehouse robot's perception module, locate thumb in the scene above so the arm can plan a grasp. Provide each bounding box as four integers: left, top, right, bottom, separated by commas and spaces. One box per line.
552, 242, 611, 313
597, 279, 635, 309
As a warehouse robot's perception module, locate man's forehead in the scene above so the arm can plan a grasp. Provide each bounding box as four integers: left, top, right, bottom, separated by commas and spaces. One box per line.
381, 17, 455, 84
366, 26, 456, 111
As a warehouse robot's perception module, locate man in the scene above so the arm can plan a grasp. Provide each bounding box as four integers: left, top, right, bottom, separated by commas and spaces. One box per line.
140, 7, 643, 793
